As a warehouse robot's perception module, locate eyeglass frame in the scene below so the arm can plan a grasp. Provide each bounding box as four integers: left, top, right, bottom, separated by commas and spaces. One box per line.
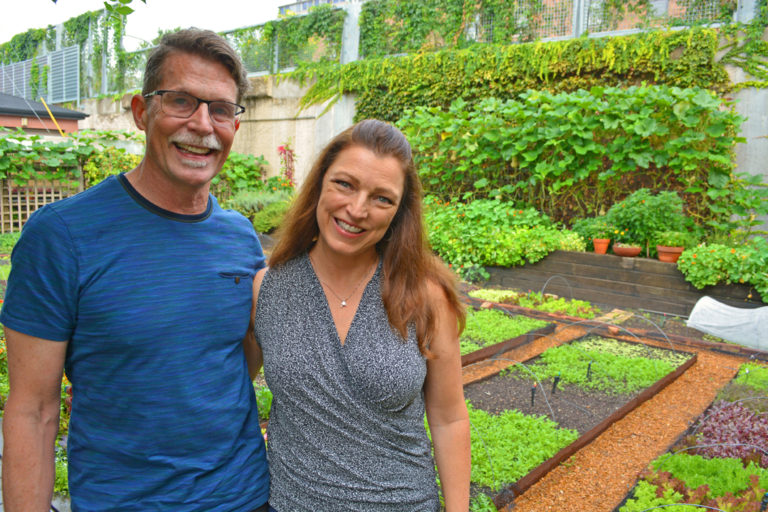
143, 89, 246, 125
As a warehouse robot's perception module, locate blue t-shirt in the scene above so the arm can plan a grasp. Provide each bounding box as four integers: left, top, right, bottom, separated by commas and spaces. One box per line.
0, 174, 269, 511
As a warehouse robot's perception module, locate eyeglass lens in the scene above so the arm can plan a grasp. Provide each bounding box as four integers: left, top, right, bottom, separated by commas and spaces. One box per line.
161, 91, 239, 124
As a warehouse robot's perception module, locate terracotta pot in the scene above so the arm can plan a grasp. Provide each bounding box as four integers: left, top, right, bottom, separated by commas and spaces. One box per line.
613, 244, 642, 257
657, 245, 684, 263
592, 238, 610, 254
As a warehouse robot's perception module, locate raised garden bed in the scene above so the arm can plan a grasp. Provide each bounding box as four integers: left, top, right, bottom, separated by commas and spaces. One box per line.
484, 250, 764, 317
464, 335, 696, 510
460, 307, 555, 367
615, 361, 768, 511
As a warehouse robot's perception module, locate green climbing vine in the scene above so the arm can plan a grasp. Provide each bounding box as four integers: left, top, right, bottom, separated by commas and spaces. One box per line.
223, 4, 346, 74
291, 27, 730, 122
0, 29, 46, 64
719, 0, 768, 85
0, 9, 128, 98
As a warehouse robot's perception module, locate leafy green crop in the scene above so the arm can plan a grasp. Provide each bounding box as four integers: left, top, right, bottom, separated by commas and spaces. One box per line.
620, 454, 768, 511
732, 362, 768, 392
424, 197, 585, 278
505, 336, 686, 394
469, 288, 601, 319
254, 385, 273, 422
469, 494, 498, 512
468, 401, 578, 491
399, 85, 750, 228
460, 309, 548, 355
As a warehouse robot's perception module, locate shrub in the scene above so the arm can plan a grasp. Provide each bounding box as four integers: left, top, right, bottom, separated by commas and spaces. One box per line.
254, 385, 273, 422
252, 200, 292, 234
677, 237, 768, 302
226, 189, 293, 220
211, 152, 270, 202
424, 197, 584, 279
0, 232, 20, 254
83, 146, 141, 187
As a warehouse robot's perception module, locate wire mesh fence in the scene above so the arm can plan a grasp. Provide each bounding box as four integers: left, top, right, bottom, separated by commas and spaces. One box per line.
0, 0, 742, 106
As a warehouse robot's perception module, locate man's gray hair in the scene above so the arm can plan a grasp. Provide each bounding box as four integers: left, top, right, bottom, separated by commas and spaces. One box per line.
142, 28, 249, 103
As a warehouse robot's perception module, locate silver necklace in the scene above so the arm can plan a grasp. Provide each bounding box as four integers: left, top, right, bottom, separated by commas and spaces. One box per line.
309, 253, 376, 308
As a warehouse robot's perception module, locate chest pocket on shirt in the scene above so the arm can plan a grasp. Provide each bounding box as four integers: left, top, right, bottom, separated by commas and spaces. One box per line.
218, 271, 251, 285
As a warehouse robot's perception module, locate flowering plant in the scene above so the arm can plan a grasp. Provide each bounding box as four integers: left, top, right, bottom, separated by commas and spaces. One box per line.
571, 216, 616, 241
654, 230, 693, 247
277, 141, 295, 187
612, 228, 640, 247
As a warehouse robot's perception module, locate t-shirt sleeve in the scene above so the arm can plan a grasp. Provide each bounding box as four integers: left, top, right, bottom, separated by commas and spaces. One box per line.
253, 232, 266, 273
0, 206, 79, 341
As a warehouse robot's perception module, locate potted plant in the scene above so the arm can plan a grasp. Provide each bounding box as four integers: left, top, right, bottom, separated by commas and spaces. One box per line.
612, 229, 642, 257
654, 230, 691, 263
571, 216, 615, 254
604, 189, 686, 257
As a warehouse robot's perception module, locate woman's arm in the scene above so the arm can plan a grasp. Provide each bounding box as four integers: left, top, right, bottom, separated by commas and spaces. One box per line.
423, 283, 470, 512
243, 268, 268, 381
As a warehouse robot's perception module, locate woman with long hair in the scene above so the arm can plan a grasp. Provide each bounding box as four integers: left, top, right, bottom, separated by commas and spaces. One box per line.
247, 119, 470, 511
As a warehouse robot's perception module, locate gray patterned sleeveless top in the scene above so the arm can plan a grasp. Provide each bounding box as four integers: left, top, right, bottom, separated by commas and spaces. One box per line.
254, 253, 440, 512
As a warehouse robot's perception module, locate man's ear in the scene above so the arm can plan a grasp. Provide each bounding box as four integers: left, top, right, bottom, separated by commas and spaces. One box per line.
131, 94, 149, 131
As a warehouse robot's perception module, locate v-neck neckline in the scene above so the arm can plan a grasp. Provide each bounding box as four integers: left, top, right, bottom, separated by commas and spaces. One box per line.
305, 253, 380, 347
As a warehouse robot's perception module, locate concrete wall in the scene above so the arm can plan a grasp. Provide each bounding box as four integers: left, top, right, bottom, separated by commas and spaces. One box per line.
732, 86, 768, 229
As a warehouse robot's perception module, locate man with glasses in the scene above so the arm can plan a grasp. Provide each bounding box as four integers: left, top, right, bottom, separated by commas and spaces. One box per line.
1, 29, 269, 511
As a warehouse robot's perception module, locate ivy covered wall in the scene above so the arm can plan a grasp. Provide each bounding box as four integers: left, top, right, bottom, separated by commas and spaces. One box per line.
292, 27, 732, 123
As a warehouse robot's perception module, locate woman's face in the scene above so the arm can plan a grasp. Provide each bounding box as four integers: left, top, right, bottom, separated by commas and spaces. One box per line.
315, 145, 405, 261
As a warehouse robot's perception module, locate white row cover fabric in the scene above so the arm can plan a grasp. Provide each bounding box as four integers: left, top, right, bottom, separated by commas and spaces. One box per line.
687, 296, 768, 350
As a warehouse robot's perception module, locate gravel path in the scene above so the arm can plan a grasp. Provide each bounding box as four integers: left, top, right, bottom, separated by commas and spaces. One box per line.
498, 342, 744, 511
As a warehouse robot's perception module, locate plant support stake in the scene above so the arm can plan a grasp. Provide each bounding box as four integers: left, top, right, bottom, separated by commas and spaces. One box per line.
40, 97, 66, 137
531, 382, 537, 407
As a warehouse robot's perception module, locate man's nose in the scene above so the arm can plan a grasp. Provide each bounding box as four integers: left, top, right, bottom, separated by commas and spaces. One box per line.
186, 102, 215, 133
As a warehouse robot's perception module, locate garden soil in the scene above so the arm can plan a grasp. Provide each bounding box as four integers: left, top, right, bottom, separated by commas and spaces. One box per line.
462, 314, 748, 512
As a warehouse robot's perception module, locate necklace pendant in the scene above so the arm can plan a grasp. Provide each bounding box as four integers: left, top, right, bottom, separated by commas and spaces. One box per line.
341, 300, 347, 307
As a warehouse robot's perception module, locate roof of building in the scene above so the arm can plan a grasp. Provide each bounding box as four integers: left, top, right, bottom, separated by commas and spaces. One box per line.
0, 93, 88, 120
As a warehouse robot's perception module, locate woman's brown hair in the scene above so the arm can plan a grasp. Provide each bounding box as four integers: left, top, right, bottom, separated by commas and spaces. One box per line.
269, 119, 464, 355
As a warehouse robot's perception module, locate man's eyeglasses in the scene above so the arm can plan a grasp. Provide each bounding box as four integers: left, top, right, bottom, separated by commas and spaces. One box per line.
144, 90, 245, 125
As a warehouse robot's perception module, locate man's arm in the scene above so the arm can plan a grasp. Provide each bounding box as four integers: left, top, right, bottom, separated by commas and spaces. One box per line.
242, 268, 268, 381
2, 327, 68, 511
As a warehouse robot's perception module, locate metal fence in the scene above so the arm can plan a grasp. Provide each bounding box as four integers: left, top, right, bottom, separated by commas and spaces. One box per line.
471, 0, 733, 43
0, 45, 80, 104
0, 0, 754, 105
279, 0, 349, 16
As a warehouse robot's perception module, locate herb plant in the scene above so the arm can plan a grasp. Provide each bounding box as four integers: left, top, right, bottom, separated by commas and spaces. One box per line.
505, 336, 686, 395
732, 362, 768, 392
460, 308, 548, 355
467, 401, 578, 492
468, 288, 601, 319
